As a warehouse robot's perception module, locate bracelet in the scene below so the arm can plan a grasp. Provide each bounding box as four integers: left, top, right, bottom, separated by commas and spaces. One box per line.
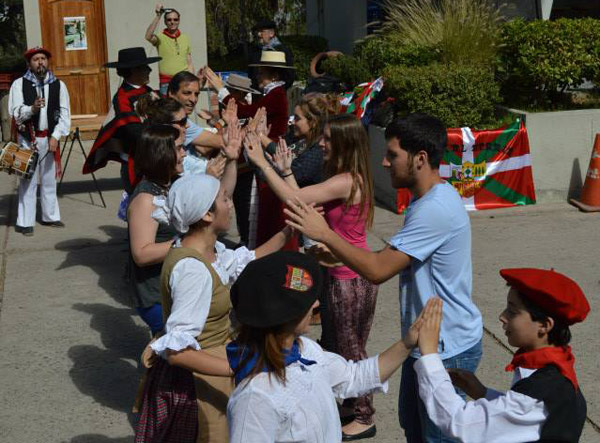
282, 171, 294, 178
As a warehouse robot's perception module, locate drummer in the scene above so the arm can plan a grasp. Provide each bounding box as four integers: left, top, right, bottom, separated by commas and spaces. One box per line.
8, 46, 71, 236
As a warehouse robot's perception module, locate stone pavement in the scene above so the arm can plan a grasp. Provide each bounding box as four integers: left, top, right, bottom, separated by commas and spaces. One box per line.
0, 144, 598, 442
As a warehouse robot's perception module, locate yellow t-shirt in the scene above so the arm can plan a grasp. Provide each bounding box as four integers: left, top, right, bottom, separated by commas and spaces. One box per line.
155, 32, 191, 77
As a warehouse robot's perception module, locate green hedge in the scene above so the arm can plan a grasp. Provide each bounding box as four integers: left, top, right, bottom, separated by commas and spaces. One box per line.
384, 63, 500, 128
498, 18, 600, 108
283, 34, 328, 81
321, 34, 440, 87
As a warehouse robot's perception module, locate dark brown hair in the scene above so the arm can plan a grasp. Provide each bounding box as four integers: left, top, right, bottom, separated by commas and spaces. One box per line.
135, 125, 180, 186
296, 92, 339, 147
325, 114, 375, 228
137, 96, 184, 124
167, 71, 199, 95
517, 289, 572, 347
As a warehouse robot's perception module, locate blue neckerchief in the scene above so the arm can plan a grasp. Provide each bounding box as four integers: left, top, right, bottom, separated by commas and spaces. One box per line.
226, 340, 316, 386
23, 69, 57, 87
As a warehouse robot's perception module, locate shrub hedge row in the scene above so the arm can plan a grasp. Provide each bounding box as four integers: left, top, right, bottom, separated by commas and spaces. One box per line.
497, 18, 600, 109
322, 17, 600, 127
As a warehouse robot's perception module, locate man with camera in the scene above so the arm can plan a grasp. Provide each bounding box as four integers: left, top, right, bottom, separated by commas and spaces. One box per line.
8, 47, 71, 236
145, 2, 194, 95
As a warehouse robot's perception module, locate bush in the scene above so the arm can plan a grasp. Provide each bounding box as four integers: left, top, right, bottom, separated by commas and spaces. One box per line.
384, 63, 500, 128
320, 55, 371, 88
379, 0, 501, 66
498, 18, 600, 109
321, 34, 439, 88
283, 34, 328, 81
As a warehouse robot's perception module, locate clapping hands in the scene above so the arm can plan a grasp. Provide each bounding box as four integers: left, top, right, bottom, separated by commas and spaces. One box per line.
267, 138, 293, 174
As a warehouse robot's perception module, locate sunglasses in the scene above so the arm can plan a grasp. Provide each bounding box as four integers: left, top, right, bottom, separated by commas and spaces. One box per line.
171, 116, 187, 128
166, 18, 179, 22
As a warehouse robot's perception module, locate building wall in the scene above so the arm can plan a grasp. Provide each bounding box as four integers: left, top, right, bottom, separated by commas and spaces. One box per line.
23, 0, 207, 97
306, 0, 367, 54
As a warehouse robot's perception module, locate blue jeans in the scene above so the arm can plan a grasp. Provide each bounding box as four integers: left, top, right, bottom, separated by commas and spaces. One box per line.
399, 340, 482, 443
136, 303, 164, 336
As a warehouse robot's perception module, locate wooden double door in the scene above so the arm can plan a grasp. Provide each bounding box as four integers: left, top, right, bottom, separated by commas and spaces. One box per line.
40, 0, 110, 115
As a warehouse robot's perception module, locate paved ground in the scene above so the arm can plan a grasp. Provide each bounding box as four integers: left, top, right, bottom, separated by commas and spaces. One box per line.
0, 144, 598, 442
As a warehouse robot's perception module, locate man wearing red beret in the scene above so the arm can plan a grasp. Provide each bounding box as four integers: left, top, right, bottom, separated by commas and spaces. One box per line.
415, 268, 589, 442
9, 47, 71, 236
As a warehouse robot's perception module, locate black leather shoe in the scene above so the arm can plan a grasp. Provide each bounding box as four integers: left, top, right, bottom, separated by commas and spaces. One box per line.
22, 227, 34, 236
41, 220, 65, 228
15, 225, 23, 233
342, 425, 376, 441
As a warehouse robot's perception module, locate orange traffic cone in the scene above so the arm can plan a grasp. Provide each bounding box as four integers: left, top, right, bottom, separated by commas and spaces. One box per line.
570, 134, 600, 212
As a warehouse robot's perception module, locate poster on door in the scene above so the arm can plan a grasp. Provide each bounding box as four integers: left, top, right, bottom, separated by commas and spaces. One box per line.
64, 16, 88, 50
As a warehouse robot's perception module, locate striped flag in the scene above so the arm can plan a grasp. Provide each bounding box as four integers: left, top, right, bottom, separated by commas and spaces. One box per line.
440, 119, 536, 210
340, 77, 384, 119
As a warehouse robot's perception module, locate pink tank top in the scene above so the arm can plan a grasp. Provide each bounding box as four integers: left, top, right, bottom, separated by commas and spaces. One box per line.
324, 199, 370, 279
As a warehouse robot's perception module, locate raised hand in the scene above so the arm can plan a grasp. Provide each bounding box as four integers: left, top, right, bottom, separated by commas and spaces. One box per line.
417, 297, 443, 355
269, 138, 293, 173
246, 107, 266, 133
222, 99, 238, 127
256, 108, 269, 137
206, 155, 227, 179
403, 297, 439, 349
284, 197, 329, 242
222, 120, 242, 160
155, 3, 164, 14
204, 66, 224, 91
243, 131, 266, 167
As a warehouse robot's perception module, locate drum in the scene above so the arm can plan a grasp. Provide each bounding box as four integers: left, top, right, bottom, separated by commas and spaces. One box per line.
0, 142, 39, 179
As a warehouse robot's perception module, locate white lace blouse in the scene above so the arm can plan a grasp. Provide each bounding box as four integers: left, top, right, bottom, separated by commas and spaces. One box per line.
150, 241, 255, 358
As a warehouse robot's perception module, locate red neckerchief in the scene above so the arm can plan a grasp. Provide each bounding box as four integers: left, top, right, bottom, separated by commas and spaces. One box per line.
162, 28, 181, 39
505, 345, 579, 390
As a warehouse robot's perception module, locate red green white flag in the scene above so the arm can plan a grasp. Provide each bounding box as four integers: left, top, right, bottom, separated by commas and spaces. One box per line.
340, 77, 384, 118
439, 119, 536, 211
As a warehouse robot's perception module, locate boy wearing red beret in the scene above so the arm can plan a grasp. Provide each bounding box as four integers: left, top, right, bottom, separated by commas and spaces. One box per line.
415, 268, 589, 442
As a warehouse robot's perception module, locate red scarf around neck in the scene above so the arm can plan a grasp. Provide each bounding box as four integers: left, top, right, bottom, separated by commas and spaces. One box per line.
505, 345, 579, 390
162, 28, 181, 39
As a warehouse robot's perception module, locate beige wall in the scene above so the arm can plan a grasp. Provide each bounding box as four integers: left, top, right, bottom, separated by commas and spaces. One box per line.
23, 0, 207, 97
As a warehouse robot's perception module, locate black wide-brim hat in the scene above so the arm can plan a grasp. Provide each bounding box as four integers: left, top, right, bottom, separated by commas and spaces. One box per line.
231, 251, 323, 328
105, 47, 161, 69
252, 19, 277, 32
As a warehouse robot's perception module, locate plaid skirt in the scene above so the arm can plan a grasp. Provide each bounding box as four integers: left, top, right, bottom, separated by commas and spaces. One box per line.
135, 358, 198, 443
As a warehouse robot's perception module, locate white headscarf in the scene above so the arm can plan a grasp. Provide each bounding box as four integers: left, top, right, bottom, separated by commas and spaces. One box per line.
152, 174, 220, 234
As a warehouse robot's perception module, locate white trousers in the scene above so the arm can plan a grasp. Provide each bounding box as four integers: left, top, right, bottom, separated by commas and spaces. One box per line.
17, 137, 60, 227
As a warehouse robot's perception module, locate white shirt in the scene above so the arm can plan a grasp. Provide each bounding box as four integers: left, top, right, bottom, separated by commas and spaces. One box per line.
8, 74, 71, 143
414, 353, 548, 443
150, 241, 255, 357
227, 337, 388, 443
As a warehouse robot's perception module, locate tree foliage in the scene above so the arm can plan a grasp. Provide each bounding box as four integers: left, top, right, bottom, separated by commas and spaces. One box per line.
205, 0, 305, 58
0, 0, 27, 71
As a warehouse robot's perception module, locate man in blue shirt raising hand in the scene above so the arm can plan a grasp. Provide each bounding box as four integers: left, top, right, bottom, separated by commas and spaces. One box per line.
285, 113, 483, 443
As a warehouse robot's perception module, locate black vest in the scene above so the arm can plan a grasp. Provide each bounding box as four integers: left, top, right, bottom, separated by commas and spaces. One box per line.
22, 77, 61, 139
511, 365, 586, 442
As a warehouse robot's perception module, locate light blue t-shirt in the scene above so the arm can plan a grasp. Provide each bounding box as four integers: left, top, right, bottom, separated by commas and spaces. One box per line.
389, 182, 482, 359
183, 120, 208, 175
